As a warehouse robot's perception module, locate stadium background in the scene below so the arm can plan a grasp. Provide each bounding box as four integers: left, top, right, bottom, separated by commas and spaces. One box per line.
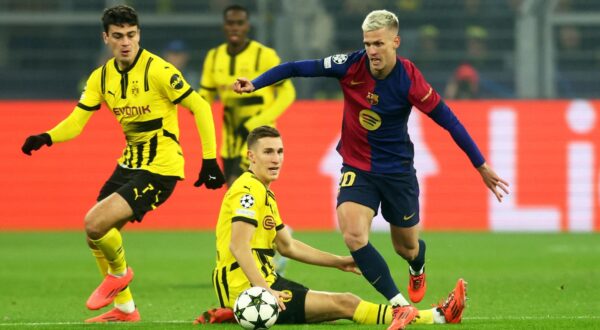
2, 0, 600, 232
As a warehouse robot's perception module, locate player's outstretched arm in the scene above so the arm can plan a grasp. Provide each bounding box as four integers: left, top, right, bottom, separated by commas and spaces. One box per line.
234, 60, 323, 95
477, 162, 510, 202
21, 107, 94, 156
275, 228, 361, 275
180, 92, 225, 189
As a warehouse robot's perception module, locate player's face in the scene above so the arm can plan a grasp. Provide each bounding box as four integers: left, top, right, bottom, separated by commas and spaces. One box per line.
223, 10, 250, 46
103, 24, 140, 68
363, 27, 400, 78
248, 137, 284, 186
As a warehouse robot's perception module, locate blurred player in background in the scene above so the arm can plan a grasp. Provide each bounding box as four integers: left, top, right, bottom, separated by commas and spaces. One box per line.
234, 9, 508, 330
21, 5, 225, 323
198, 4, 295, 187
195, 126, 467, 328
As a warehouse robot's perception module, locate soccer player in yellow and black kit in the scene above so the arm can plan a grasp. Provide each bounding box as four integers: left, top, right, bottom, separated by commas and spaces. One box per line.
195, 126, 467, 328
20, 5, 225, 323
199, 4, 295, 187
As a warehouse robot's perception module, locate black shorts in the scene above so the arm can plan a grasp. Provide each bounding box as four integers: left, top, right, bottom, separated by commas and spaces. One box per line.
271, 276, 309, 324
97, 165, 178, 222
223, 157, 247, 180
336, 165, 420, 227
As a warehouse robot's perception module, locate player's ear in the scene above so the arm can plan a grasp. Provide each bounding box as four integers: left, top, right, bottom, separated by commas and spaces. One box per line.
102, 32, 108, 44
394, 35, 401, 48
247, 149, 255, 163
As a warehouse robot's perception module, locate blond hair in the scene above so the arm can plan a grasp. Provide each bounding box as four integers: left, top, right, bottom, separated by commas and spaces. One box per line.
362, 9, 399, 33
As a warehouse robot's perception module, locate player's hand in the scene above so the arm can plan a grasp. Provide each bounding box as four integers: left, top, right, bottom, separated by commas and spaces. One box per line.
477, 162, 510, 202
233, 78, 255, 94
194, 158, 225, 189
336, 256, 362, 275
266, 287, 290, 312
21, 133, 52, 155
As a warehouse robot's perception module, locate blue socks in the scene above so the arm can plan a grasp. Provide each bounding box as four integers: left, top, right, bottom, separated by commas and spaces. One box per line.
409, 239, 426, 272
351, 242, 399, 300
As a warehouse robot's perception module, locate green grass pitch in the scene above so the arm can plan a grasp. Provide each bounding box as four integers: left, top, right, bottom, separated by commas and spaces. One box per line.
1, 231, 599, 329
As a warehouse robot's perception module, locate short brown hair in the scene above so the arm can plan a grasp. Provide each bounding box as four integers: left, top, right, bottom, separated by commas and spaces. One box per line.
247, 126, 280, 149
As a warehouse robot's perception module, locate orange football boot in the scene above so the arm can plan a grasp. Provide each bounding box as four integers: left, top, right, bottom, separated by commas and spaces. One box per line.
387, 305, 418, 330
86, 266, 134, 310
85, 308, 140, 323
408, 269, 426, 303
193, 307, 236, 324
437, 278, 467, 323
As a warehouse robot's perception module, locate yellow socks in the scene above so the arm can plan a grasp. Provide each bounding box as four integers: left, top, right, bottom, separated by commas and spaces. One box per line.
90, 230, 134, 312
90, 228, 127, 275
353, 300, 392, 324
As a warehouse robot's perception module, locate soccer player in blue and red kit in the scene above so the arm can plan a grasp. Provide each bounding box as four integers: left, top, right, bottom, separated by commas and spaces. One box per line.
234, 9, 509, 330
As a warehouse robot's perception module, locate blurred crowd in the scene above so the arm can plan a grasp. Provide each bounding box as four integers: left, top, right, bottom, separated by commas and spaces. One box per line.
1, 0, 599, 99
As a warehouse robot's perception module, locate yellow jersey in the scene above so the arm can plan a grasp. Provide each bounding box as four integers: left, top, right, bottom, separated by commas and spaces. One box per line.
213, 171, 284, 307
199, 40, 295, 160
75, 49, 193, 178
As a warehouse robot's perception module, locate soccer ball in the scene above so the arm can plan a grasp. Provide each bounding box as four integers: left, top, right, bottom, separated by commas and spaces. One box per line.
233, 286, 279, 329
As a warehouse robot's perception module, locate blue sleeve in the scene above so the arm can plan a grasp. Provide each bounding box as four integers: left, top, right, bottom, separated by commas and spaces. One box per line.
252, 60, 337, 90
427, 101, 485, 167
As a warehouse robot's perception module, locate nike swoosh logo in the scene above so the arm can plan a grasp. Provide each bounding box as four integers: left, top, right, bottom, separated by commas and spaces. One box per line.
403, 212, 416, 221
350, 80, 364, 86
370, 275, 382, 285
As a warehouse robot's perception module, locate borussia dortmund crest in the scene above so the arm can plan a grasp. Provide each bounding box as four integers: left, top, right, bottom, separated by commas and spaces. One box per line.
131, 80, 139, 97
366, 91, 379, 105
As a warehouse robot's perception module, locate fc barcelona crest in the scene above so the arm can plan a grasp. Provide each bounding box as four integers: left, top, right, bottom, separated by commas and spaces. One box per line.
366, 91, 379, 105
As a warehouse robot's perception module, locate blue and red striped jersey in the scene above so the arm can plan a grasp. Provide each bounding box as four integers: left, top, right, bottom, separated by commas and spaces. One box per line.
322, 50, 441, 173
251, 49, 485, 174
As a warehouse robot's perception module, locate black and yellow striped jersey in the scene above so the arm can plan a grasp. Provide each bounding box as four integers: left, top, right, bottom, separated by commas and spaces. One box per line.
57, 49, 196, 178
199, 40, 295, 160
214, 171, 284, 291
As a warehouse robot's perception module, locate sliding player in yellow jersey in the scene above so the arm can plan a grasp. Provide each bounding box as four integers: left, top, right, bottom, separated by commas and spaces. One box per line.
21, 5, 225, 323
199, 4, 295, 187
195, 126, 466, 329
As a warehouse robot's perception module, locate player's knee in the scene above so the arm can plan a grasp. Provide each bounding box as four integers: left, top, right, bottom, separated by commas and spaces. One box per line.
342, 231, 368, 251
333, 292, 361, 317
84, 211, 104, 240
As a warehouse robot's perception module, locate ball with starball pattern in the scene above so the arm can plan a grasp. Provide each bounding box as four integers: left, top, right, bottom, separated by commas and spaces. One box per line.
233, 287, 279, 329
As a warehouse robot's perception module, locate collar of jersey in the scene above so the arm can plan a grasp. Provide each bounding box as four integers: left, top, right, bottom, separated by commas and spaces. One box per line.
113, 48, 145, 74
226, 40, 252, 57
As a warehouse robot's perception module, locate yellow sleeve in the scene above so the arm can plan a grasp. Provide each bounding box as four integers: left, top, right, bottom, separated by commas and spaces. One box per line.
47, 108, 94, 143
179, 91, 218, 159
228, 182, 265, 226
198, 48, 217, 103
244, 49, 296, 131
47, 68, 103, 142
152, 60, 194, 104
